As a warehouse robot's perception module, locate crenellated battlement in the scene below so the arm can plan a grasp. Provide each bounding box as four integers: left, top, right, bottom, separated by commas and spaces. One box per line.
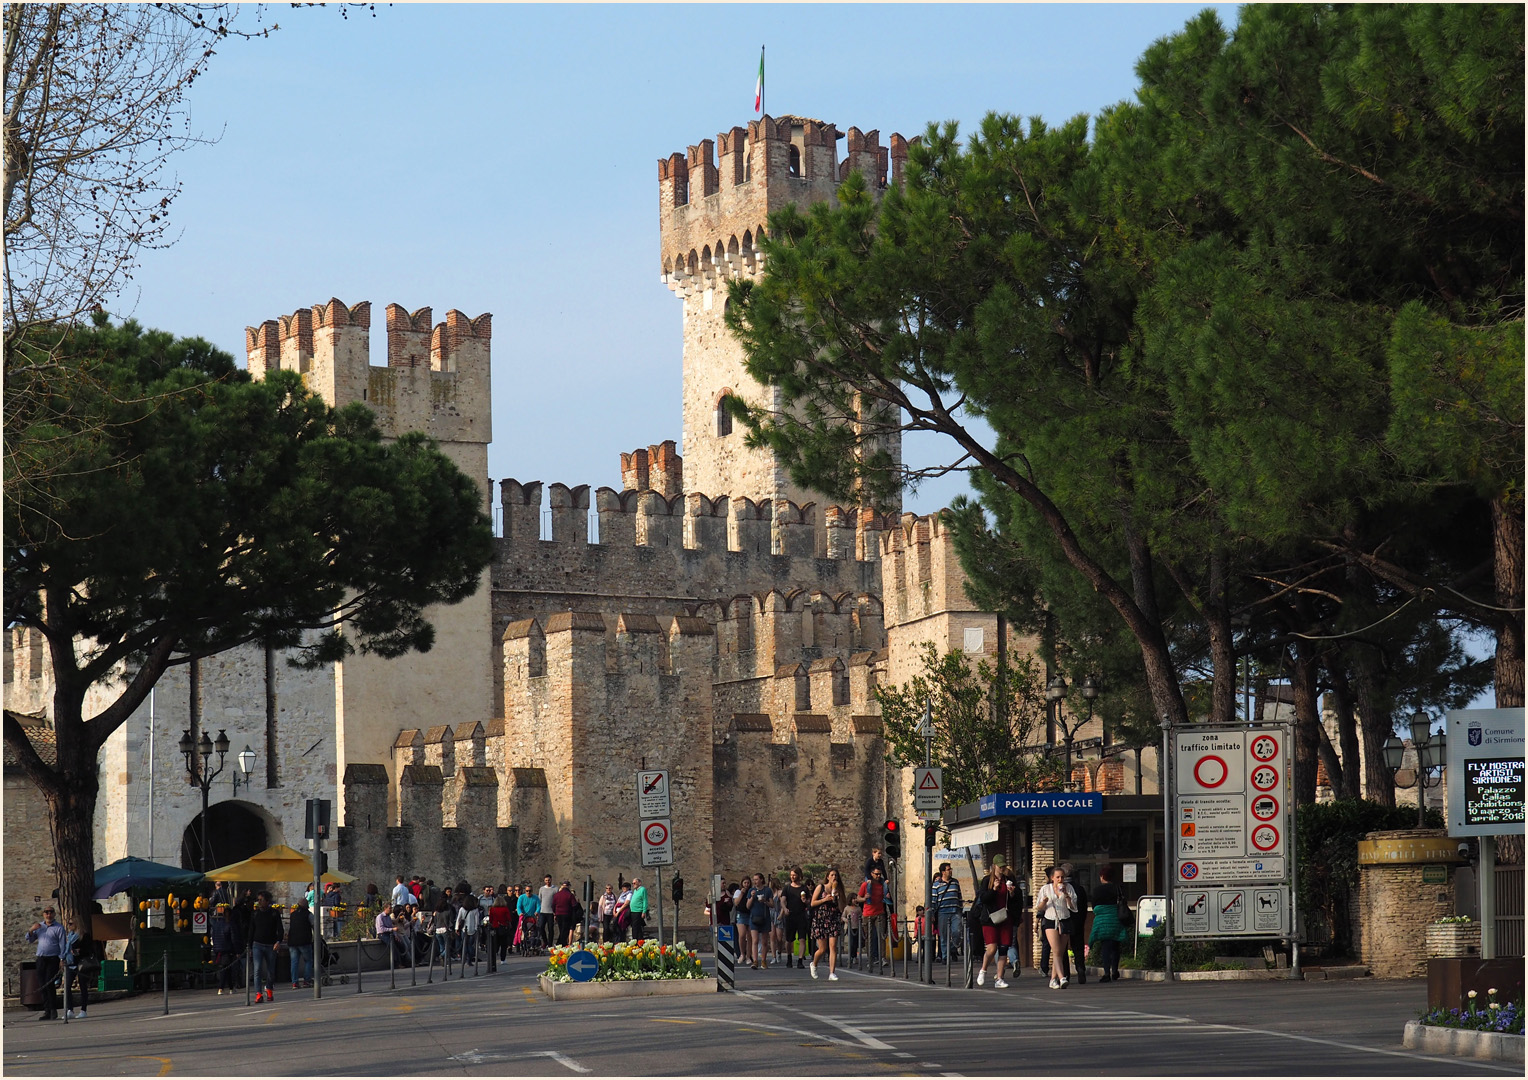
245, 297, 492, 447
658, 114, 918, 288
495, 476, 890, 563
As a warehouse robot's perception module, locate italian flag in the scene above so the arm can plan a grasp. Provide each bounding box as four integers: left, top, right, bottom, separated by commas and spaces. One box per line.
754, 47, 764, 113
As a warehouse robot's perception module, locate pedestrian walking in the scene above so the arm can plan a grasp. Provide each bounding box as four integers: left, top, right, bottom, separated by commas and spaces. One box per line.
552, 881, 576, 947
288, 898, 314, 990
1035, 865, 1078, 989
782, 867, 811, 969
844, 893, 862, 965
744, 873, 774, 969
63, 917, 101, 1019
974, 862, 1014, 988
627, 877, 650, 941
536, 875, 557, 949
931, 862, 963, 962
1062, 863, 1089, 983
598, 884, 617, 944
1088, 865, 1128, 982
210, 903, 243, 995
857, 867, 888, 967
489, 893, 512, 965
26, 905, 67, 1021
808, 867, 846, 981
249, 893, 284, 1003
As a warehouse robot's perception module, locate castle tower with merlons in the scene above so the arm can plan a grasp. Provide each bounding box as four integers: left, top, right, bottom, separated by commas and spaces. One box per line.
659, 114, 910, 513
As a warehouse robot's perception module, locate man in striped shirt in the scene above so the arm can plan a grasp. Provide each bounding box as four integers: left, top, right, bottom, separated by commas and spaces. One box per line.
931, 863, 964, 962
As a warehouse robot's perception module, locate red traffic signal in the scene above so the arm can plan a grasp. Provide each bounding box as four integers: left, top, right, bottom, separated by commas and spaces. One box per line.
883, 819, 899, 833
882, 819, 902, 859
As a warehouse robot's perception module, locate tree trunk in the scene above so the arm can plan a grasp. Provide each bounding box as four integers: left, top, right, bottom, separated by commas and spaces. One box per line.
1351, 648, 1395, 807
1493, 493, 1524, 707
1204, 552, 1237, 724
1290, 646, 1321, 804
1325, 662, 1364, 801
43, 768, 100, 946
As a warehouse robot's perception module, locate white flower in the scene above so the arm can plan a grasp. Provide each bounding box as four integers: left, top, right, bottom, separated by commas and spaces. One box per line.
1469, 990, 1479, 998
1488, 987, 1498, 995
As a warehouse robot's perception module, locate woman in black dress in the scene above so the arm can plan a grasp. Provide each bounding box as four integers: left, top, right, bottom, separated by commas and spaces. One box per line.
809, 867, 846, 981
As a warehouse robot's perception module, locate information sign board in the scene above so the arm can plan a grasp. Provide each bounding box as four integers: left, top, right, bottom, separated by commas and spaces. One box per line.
1445, 709, 1524, 838
1173, 724, 1289, 883
637, 770, 671, 819
1175, 885, 1289, 937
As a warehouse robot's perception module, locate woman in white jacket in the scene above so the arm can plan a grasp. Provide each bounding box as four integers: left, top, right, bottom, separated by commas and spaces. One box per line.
1034, 865, 1077, 989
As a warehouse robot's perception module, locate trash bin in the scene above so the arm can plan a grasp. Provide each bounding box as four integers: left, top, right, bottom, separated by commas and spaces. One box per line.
18, 961, 42, 1009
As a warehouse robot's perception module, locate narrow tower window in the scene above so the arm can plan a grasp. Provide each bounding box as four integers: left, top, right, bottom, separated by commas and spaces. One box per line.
716, 391, 733, 437
788, 145, 801, 177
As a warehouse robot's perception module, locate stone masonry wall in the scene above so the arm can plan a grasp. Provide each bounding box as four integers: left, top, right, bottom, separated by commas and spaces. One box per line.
1359, 829, 1458, 978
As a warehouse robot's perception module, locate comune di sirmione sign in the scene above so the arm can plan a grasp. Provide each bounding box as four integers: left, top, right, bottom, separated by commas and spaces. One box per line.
1445, 709, 1525, 839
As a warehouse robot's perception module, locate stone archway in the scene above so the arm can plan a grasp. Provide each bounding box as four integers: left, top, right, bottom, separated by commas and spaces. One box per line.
180, 800, 273, 872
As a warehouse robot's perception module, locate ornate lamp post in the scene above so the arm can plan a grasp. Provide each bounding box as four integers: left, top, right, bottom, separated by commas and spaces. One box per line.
1046, 675, 1069, 788
1383, 712, 1447, 829
180, 728, 230, 871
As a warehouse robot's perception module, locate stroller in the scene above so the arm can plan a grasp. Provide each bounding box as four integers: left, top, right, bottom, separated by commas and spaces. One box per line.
515, 913, 543, 956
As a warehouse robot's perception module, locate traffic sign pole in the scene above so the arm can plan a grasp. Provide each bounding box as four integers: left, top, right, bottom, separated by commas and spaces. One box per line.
1160, 712, 1174, 981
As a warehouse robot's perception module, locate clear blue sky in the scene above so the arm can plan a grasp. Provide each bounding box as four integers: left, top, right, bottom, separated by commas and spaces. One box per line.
125, 3, 1239, 514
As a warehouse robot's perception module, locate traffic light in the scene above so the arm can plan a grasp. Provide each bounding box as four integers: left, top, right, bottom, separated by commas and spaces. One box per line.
315, 850, 329, 876
882, 819, 902, 860
672, 877, 684, 902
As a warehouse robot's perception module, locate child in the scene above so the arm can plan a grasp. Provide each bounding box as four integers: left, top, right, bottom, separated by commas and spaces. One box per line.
844, 896, 863, 964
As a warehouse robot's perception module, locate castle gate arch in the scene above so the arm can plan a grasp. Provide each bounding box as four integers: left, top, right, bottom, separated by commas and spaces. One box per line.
180, 800, 278, 872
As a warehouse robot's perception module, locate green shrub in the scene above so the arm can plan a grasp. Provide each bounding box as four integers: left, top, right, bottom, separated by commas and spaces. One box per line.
1297, 800, 1441, 956
1133, 922, 1216, 970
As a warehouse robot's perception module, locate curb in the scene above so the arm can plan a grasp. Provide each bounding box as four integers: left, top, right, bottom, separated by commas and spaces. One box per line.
1403, 1021, 1525, 1063
537, 975, 717, 1001
1102, 966, 1300, 982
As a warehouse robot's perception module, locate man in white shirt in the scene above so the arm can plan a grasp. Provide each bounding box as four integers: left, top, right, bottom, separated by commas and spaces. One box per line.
391, 876, 413, 908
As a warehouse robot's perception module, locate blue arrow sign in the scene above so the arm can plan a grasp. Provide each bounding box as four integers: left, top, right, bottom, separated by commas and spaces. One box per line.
566, 949, 599, 983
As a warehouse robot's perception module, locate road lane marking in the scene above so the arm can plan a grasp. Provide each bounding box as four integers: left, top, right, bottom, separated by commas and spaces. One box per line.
521, 987, 539, 1005
533, 1050, 591, 1074
651, 1018, 697, 1024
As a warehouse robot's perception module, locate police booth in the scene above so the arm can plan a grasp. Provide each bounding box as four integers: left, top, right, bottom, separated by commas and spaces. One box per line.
943, 793, 1167, 964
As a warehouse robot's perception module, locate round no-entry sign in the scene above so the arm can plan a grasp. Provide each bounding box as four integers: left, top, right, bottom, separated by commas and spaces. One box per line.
1193, 755, 1229, 788
643, 821, 669, 847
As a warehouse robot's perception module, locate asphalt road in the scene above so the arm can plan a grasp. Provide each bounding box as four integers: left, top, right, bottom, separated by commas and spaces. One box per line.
3, 959, 1515, 1077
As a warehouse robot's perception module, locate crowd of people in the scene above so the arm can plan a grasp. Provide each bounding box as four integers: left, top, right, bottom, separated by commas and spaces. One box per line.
709, 852, 1131, 991
25, 853, 1132, 1016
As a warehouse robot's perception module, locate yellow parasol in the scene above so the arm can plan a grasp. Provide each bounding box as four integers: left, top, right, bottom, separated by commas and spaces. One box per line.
202, 843, 355, 884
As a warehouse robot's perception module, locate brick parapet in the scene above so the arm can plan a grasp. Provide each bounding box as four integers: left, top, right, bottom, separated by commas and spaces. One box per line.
1358, 828, 1459, 979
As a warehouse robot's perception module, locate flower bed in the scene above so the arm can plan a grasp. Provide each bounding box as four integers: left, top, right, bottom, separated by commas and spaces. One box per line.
542, 940, 705, 983
1418, 988, 1524, 1036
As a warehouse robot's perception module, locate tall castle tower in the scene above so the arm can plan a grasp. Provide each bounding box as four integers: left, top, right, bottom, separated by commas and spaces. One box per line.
245, 299, 495, 822
658, 115, 911, 511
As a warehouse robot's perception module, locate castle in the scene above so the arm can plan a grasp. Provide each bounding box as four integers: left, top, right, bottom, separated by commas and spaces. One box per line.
4, 115, 1097, 956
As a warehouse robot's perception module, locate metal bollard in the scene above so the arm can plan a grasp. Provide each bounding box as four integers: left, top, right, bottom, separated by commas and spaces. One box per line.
410, 927, 417, 986
246, 947, 252, 1006
426, 935, 436, 984
162, 951, 169, 1015
357, 937, 363, 994
389, 935, 396, 990
62, 962, 70, 1024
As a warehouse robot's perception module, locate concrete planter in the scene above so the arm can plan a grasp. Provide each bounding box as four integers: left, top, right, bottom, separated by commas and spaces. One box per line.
1425, 924, 1480, 959
537, 974, 717, 1001
1403, 1021, 1524, 1063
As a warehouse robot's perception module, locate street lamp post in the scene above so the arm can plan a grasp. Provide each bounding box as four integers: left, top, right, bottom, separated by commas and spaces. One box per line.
1046, 675, 1068, 787
180, 728, 230, 871
919, 697, 935, 984
1383, 712, 1447, 829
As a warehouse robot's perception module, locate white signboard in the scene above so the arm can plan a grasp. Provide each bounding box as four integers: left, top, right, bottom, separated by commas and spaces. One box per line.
1173, 724, 1290, 884
640, 817, 673, 867
1446, 708, 1525, 838
637, 770, 671, 819
913, 767, 944, 813
1122, 863, 1138, 883
1136, 895, 1167, 938
1175, 885, 1289, 937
